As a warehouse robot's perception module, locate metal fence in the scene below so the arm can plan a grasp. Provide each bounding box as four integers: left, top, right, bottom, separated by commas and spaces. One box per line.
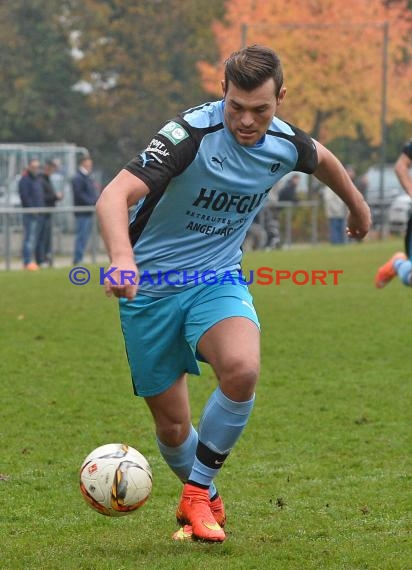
243, 200, 320, 251
0, 199, 395, 270
0, 143, 89, 209
0, 206, 103, 270
0, 201, 321, 270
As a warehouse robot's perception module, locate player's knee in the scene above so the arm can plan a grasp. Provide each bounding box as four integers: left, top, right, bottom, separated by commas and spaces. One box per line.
156, 421, 190, 448
218, 357, 259, 400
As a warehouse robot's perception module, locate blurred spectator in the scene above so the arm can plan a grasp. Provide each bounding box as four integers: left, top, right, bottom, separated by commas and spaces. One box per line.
18, 158, 44, 270
38, 159, 63, 266
278, 174, 300, 203
243, 222, 267, 251
322, 185, 347, 245
72, 156, 98, 264
344, 165, 356, 184
255, 200, 281, 250
355, 173, 369, 199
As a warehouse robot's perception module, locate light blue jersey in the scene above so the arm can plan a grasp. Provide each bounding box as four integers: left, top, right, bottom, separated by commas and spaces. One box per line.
125, 100, 317, 296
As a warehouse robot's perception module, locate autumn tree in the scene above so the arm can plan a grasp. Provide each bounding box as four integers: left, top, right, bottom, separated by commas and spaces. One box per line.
198, 0, 412, 152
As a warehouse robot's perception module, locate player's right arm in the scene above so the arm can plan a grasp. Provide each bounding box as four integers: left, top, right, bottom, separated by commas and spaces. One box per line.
394, 150, 412, 198
96, 169, 149, 300
312, 141, 371, 239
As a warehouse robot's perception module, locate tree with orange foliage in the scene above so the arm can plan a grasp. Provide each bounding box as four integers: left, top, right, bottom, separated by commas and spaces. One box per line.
198, 0, 412, 146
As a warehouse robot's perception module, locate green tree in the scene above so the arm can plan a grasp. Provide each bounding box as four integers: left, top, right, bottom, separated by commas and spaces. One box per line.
0, 0, 90, 143
70, 0, 224, 174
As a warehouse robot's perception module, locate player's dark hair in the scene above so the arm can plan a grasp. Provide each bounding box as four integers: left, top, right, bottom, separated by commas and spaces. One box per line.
224, 45, 283, 97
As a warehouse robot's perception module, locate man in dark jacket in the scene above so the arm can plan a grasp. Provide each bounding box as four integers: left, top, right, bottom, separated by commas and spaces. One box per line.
278, 173, 300, 203
18, 158, 44, 270
38, 159, 62, 265
72, 156, 97, 264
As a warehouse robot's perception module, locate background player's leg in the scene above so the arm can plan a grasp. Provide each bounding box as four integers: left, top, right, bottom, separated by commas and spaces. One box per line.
404, 214, 412, 258
394, 257, 412, 285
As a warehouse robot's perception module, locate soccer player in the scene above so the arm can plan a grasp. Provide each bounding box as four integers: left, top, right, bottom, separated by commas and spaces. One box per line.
375, 139, 412, 288
96, 45, 371, 542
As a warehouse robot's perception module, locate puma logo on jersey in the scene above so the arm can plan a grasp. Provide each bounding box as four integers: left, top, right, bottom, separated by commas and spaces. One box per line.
140, 152, 155, 168
211, 156, 227, 170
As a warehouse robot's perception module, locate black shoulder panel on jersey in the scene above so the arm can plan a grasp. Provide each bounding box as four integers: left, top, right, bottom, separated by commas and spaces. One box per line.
126, 114, 223, 247
178, 110, 224, 149
128, 186, 167, 247
267, 123, 318, 174
402, 139, 412, 159
125, 130, 197, 192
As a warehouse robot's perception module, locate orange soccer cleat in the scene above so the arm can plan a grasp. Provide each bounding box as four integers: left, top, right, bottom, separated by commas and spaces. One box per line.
172, 524, 194, 541
375, 252, 407, 289
176, 489, 226, 527
175, 483, 226, 542
24, 262, 40, 271
210, 493, 226, 528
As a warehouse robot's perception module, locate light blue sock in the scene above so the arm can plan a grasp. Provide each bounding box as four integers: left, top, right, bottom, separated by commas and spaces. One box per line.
189, 387, 255, 488
394, 258, 412, 286
156, 424, 217, 498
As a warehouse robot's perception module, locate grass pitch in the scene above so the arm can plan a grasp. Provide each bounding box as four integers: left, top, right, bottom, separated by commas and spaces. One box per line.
1, 240, 411, 569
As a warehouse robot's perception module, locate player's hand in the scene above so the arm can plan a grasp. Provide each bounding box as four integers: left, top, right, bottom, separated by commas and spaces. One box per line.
103, 257, 139, 301
346, 201, 372, 240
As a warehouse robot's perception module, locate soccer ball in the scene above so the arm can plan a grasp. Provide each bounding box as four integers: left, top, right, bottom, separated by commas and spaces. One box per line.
79, 443, 152, 516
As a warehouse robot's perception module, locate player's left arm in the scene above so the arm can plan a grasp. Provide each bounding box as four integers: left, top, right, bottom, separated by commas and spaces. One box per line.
313, 141, 371, 239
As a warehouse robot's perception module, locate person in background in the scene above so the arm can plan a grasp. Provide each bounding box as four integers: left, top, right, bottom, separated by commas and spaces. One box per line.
18, 158, 44, 270
38, 159, 62, 266
375, 139, 412, 288
278, 173, 300, 203
355, 172, 369, 200
276, 174, 301, 248
72, 156, 97, 265
253, 188, 281, 249
322, 183, 347, 244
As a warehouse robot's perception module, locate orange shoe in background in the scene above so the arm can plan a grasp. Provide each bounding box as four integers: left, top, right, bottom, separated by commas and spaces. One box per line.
375, 252, 406, 289
24, 262, 40, 271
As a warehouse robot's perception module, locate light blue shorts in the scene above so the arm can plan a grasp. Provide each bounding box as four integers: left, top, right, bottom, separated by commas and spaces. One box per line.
119, 281, 260, 397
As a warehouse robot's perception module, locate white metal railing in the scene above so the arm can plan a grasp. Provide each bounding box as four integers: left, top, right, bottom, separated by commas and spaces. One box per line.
0, 199, 394, 270
0, 205, 100, 270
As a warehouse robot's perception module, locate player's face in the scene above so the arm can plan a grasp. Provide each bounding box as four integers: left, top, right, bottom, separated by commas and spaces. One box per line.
222, 78, 286, 146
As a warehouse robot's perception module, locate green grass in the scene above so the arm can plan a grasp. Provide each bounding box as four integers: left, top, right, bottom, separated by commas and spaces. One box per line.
1, 240, 411, 569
